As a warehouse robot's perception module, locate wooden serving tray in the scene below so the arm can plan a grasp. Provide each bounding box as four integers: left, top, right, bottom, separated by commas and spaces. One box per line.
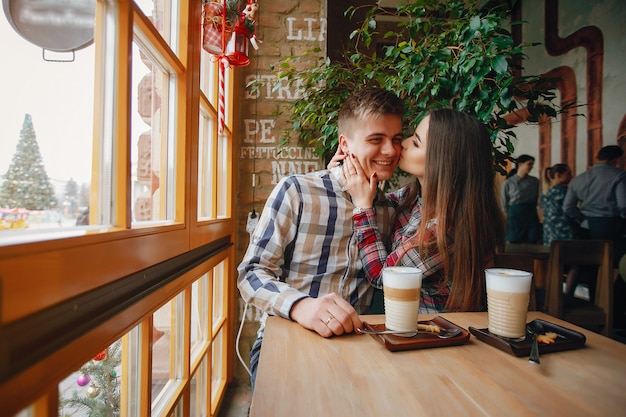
468, 318, 586, 357
362, 316, 471, 352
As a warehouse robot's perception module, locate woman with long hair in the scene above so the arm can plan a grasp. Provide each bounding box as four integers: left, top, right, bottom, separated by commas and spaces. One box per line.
342, 108, 505, 312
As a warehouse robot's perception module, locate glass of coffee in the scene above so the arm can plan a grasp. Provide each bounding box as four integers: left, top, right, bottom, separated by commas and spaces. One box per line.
485, 268, 533, 342
382, 267, 423, 335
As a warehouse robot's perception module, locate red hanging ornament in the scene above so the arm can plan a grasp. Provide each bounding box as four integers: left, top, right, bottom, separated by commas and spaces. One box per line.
93, 350, 107, 361
202, 1, 224, 55
225, 24, 250, 66
201, 0, 261, 134
224, 0, 258, 66
201, 0, 259, 66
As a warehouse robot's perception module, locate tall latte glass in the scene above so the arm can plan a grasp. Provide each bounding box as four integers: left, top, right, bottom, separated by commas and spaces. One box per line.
382, 267, 423, 333
485, 268, 533, 341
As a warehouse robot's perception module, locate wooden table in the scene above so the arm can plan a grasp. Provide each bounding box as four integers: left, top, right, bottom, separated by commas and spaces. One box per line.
250, 312, 626, 417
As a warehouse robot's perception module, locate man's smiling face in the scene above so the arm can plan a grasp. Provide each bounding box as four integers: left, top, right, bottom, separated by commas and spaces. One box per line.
339, 114, 403, 181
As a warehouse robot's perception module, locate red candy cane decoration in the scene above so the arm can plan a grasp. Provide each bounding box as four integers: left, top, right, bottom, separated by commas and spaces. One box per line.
218, 59, 225, 134
206, 0, 259, 134
217, 0, 227, 134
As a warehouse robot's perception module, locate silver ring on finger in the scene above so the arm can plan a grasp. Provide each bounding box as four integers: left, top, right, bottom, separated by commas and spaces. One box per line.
325, 316, 334, 325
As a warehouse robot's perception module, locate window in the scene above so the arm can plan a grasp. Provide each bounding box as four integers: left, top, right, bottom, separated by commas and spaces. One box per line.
2, 1, 236, 416
0, 6, 95, 236
135, 0, 177, 51
130, 39, 176, 224
198, 107, 217, 220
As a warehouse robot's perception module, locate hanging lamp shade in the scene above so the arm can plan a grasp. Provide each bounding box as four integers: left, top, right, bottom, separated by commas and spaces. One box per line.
3, 0, 95, 52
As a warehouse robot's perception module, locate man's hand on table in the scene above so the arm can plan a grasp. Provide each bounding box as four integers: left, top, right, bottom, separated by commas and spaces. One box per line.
290, 293, 363, 337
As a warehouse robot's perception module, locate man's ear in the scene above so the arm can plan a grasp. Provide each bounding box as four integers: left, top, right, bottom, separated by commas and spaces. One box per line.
338, 134, 350, 154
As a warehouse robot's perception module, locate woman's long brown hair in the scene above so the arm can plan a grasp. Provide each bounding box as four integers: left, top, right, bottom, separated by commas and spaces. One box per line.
413, 109, 505, 311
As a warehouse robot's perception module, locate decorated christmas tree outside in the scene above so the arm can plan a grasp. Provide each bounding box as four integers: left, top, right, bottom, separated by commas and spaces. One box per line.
59, 340, 122, 417
0, 114, 57, 210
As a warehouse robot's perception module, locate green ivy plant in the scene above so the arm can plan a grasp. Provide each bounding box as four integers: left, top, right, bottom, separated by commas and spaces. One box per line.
272, 0, 562, 178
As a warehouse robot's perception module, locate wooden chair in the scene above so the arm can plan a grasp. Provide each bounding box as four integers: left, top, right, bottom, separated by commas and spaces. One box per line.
501, 243, 551, 308
544, 240, 613, 336
493, 252, 537, 311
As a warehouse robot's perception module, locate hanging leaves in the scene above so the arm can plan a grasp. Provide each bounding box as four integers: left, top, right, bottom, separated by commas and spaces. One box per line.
273, 0, 563, 178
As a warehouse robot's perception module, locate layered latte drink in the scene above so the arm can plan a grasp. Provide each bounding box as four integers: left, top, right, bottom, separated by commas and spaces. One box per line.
382, 267, 423, 334
485, 268, 532, 341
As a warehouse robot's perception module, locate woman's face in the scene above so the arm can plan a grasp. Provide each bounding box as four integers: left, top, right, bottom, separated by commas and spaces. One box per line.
554, 168, 573, 185
399, 116, 429, 181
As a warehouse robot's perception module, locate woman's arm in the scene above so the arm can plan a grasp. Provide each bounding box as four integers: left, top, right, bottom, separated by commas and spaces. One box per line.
341, 154, 388, 286
352, 208, 389, 288
354, 202, 445, 288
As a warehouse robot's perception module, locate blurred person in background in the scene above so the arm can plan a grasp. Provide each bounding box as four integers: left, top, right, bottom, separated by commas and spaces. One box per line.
500, 154, 541, 243
541, 163, 581, 301
563, 145, 626, 264
541, 163, 574, 245
563, 145, 626, 305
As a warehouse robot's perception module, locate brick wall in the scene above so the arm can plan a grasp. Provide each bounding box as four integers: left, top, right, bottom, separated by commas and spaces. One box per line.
232, 0, 327, 388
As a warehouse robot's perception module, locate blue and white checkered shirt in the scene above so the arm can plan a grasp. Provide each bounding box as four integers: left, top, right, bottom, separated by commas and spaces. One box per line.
237, 166, 396, 332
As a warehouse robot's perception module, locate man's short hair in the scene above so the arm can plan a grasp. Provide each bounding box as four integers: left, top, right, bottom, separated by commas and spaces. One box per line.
337, 87, 404, 136
597, 145, 624, 161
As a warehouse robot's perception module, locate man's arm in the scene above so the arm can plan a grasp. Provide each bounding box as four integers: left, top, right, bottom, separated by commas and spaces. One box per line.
534, 176, 541, 204
562, 181, 584, 223
237, 178, 308, 319
290, 294, 362, 337
237, 177, 361, 336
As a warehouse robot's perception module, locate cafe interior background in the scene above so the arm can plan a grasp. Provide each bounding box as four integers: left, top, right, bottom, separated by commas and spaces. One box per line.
0, 0, 624, 416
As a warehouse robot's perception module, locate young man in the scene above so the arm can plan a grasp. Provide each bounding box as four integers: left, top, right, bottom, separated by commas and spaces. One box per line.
563, 145, 626, 260
237, 87, 404, 389
500, 155, 541, 243
562, 145, 625, 303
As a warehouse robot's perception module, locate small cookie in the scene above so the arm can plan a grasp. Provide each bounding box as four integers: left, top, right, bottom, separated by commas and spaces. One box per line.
417, 323, 441, 333
537, 332, 558, 344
